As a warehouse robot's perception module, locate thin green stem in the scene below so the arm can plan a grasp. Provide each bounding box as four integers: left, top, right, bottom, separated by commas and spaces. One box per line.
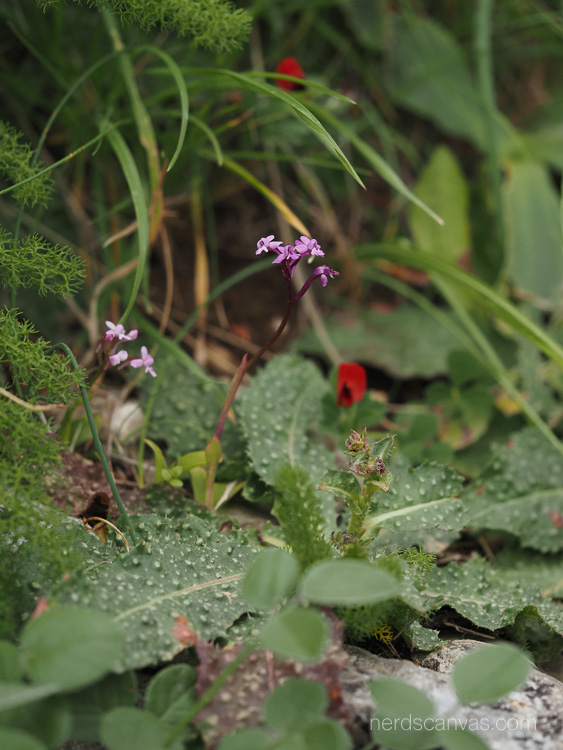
46, 342, 137, 546
165, 639, 257, 747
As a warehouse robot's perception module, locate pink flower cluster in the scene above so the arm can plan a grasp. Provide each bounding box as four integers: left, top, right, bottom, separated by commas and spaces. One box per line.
103, 321, 156, 377
256, 234, 338, 301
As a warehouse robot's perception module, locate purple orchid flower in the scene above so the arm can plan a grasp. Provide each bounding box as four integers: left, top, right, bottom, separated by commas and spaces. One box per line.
109, 349, 128, 366
105, 321, 138, 342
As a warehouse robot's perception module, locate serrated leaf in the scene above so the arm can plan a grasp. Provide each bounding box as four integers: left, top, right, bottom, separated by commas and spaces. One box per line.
366, 463, 466, 549
318, 470, 362, 505
239, 355, 333, 486
465, 428, 563, 552
54, 516, 257, 670
453, 643, 530, 704
411, 146, 470, 263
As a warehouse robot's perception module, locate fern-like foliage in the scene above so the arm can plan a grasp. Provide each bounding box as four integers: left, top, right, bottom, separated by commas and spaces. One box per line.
0, 121, 53, 208
38, 0, 252, 52
0, 229, 85, 298
0, 308, 84, 403
273, 465, 333, 571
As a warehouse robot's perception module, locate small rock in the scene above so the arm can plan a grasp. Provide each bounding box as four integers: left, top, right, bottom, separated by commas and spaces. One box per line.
340, 639, 563, 750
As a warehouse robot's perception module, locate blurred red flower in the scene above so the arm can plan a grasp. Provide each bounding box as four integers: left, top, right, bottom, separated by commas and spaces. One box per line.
337, 362, 367, 407
275, 57, 305, 91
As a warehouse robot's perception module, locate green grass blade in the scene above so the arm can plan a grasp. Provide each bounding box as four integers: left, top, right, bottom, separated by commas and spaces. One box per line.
307, 102, 443, 225
187, 68, 364, 187
191, 115, 223, 165
133, 45, 189, 173
355, 243, 563, 369
106, 127, 150, 324
243, 70, 357, 104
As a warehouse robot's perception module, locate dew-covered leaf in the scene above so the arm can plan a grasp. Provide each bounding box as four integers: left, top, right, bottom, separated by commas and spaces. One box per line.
239, 355, 333, 487
366, 462, 466, 550
464, 428, 563, 552
54, 515, 257, 670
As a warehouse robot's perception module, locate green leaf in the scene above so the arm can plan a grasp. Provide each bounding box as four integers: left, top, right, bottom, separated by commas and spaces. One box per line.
0, 641, 21, 681
264, 678, 327, 732
503, 161, 563, 301
437, 728, 491, 750
217, 728, 275, 750
302, 719, 353, 750
383, 16, 513, 151
411, 146, 470, 263
145, 439, 169, 481
370, 678, 436, 750
453, 643, 530, 704
354, 243, 563, 371
0, 728, 46, 750
0, 691, 70, 749
54, 516, 256, 670
294, 307, 460, 378
318, 471, 362, 507
145, 664, 197, 743
100, 707, 167, 750
0, 683, 60, 712
66, 672, 138, 742
242, 548, 299, 611
191, 69, 364, 187
106, 126, 150, 323
300, 560, 400, 606
465, 427, 563, 552
261, 606, 330, 662
240, 355, 333, 486
20, 607, 124, 690
366, 463, 466, 549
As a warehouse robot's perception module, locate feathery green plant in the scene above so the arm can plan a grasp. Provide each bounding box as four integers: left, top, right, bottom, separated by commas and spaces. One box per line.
0, 121, 53, 208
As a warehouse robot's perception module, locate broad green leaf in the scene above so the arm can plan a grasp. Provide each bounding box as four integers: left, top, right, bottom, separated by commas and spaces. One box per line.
370, 678, 436, 750
300, 560, 400, 606
302, 719, 353, 750
453, 643, 530, 704
383, 16, 513, 151
100, 707, 167, 750
264, 678, 327, 732
354, 243, 563, 371
0, 729, 46, 750
54, 516, 257, 670
465, 427, 563, 552
411, 146, 470, 263
366, 463, 466, 549
294, 307, 460, 378
0, 691, 70, 749
217, 728, 275, 750
242, 549, 299, 611
145, 439, 169, 481
240, 355, 333, 486
521, 123, 563, 171
145, 664, 197, 744
66, 672, 138, 742
261, 606, 330, 662
0, 641, 20, 681
20, 607, 124, 690
437, 728, 490, 750
0, 683, 60, 712
503, 162, 563, 301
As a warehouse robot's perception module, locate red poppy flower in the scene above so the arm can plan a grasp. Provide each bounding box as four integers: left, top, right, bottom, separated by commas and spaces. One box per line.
337, 362, 367, 407
275, 57, 306, 91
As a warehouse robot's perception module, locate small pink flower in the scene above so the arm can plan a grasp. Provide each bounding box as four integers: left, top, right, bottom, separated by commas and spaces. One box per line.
109, 349, 128, 366
131, 346, 157, 377
105, 321, 138, 342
